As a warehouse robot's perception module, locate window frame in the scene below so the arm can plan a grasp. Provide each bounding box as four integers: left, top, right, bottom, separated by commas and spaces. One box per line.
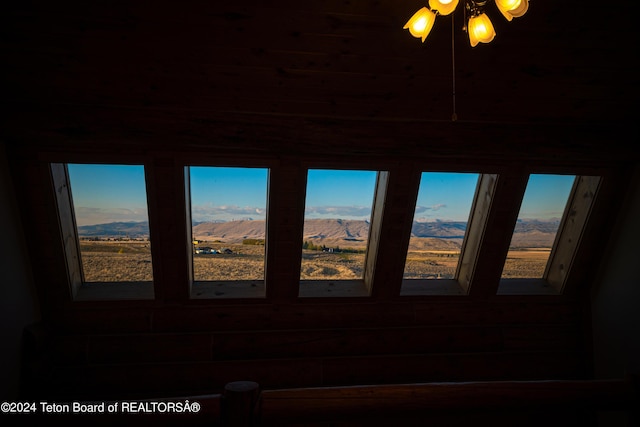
49, 156, 607, 303
51, 162, 155, 301
298, 166, 387, 298
184, 164, 272, 300
497, 174, 602, 295
399, 171, 487, 296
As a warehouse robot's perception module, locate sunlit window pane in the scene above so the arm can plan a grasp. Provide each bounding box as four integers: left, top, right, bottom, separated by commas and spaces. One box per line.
189, 166, 268, 283
500, 174, 576, 279
68, 164, 153, 283
402, 172, 479, 281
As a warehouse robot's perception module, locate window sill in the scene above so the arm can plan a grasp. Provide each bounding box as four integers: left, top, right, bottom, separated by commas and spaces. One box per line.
75, 281, 154, 301
400, 279, 466, 296
191, 280, 266, 299
497, 279, 561, 295
299, 280, 370, 298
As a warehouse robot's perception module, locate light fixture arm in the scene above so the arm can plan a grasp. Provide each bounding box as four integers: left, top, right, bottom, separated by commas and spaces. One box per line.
465, 0, 487, 17
403, 0, 530, 47
403, 0, 529, 120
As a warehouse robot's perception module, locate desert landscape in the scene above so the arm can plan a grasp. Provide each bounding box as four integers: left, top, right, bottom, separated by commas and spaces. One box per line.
78, 217, 555, 283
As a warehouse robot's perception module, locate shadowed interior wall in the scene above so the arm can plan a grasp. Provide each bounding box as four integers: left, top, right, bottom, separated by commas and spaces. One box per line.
1, 2, 638, 423
0, 142, 40, 399
591, 166, 640, 426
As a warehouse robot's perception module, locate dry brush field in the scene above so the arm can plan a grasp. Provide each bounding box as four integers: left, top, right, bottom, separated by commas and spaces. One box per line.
79, 240, 153, 282
79, 238, 550, 283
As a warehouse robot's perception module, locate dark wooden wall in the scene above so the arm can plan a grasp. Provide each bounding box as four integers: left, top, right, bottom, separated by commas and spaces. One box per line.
3, 1, 639, 420
8, 136, 630, 403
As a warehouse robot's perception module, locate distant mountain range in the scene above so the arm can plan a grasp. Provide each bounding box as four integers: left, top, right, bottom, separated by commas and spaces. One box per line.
77, 221, 150, 238
77, 218, 561, 248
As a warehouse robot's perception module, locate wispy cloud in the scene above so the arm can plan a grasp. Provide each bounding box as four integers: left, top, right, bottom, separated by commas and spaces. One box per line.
304, 205, 372, 219
191, 204, 266, 222
414, 203, 456, 221
194, 204, 373, 222
74, 207, 148, 226
414, 203, 446, 215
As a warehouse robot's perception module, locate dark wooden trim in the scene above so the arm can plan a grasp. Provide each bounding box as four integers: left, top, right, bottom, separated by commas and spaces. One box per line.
468, 170, 529, 298
375, 165, 422, 299
458, 173, 498, 294
184, 165, 195, 295
145, 157, 186, 301
264, 158, 306, 301
545, 175, 601, 293
4, 105, 634, 166
257, 378, 638, 424
363, 170, 389, 296
50, 163, 83, 300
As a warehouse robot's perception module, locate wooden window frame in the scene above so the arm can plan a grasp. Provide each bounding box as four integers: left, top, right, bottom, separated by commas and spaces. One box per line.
497, 175, 601, 295
400, 171, 488, 297
51, 163, 155, 301
50, 157, 605, 303
298, 168, 387, 298
185, 165, 270, 300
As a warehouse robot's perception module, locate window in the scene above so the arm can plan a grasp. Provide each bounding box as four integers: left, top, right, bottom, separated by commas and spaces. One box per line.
187, 166, 269, 298
500, 174, 575, 280
52, 163, 154, 300
299, 169, 378, 297
50, 159, 603, 302
498, 174, 601, 295
401, 172, 480, 295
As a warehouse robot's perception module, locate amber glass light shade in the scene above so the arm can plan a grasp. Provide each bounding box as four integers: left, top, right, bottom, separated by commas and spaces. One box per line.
495, 0, 529, 21
468, 13, 496, 47
429, 0, 459, 16
403, 7, 437, 42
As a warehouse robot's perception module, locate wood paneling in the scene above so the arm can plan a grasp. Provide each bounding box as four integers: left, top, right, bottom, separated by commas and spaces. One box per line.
4, 1, 636, 125
258, 379, 637, 426
4, 0, 637, 405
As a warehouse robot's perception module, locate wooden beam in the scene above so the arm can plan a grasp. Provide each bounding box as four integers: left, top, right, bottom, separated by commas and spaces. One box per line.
371, 165, 422, 299
546, 175, 601, 293
458, 173, 498, 294
265, 157, 306, 301
222, 381, 260, 427
50, 163, 83, 300
467, 170, 529, 298
257, 378, 638, 424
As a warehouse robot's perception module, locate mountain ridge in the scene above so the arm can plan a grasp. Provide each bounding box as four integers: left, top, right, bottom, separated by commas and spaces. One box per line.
77, 218, 561, 248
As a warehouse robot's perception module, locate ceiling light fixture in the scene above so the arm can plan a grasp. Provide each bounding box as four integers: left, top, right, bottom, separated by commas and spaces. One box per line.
404, 0, 529, 47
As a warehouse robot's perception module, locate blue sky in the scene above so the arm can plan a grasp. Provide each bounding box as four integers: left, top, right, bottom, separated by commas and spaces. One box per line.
189, 166, 269, 222
417, 173, 575, 222
414, 172, 479, 222
67, 164, 576, 226
68, 164, 150, 226
304, 169, 377, 220
518, 173, 575, 220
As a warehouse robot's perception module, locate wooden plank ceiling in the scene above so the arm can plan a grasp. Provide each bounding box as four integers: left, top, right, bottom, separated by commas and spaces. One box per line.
1, 0, 637, 148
